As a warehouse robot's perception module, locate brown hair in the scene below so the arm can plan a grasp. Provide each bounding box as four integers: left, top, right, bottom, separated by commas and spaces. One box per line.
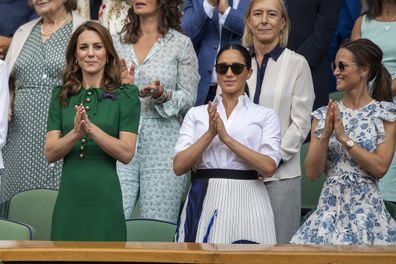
28, 0, 77, 12
60, 21, 122, 105
341, 39, 392, 102
242, 0, 290, 48
122, 0, 182, 44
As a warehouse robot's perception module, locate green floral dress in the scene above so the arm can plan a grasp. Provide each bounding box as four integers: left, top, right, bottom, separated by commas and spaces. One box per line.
48, 84, 140, 241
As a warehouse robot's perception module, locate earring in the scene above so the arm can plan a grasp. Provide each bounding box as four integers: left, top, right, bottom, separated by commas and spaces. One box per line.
106, 58, 109, 64
360, 73, 366, 79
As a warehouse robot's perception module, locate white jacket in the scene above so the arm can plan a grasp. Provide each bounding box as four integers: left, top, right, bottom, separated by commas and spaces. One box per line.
247, 48, 315, 182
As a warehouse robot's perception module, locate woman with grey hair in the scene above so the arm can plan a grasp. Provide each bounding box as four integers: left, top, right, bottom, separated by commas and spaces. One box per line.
0, 0, 85, 216
242, 0, 315, 243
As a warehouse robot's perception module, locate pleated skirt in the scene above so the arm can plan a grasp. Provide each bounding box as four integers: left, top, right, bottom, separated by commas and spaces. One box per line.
176, 178, 276, 244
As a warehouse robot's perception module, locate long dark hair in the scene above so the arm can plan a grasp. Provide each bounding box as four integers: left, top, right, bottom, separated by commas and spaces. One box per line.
216, 44, 252, 97
365, 0, 396, 19
122, 0, 182, 44
61, 21, 122, 105
341, 39, 392, 102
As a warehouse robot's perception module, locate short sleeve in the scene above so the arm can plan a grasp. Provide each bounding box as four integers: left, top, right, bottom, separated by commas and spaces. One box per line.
47, 86, 62, 132
311, 106, 328, 138
118, 84, 141, 133
373, 101, 396, 144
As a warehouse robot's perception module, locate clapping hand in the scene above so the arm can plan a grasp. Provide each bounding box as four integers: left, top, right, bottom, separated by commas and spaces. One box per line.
332, 103, 347, 143
322, 100, 335, 140
73, 104, 85, 138
139, 80, 164, 98
120, 58, 135, 85
217, 0, 230, 14
207, 101, 218, 137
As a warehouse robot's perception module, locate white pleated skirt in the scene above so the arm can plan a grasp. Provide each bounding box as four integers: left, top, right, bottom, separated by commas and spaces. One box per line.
176, 178, 276, 244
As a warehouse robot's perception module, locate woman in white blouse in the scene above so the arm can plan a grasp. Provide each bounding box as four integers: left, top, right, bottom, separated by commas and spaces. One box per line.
242, 0, 315, 243
174, 44, 281, 244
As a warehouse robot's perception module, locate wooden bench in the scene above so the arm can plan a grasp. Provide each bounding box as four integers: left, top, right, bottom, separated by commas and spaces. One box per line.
1, 241, 396, 263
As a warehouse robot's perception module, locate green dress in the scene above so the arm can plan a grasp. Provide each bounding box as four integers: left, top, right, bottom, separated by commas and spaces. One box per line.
47, 84, 140, 241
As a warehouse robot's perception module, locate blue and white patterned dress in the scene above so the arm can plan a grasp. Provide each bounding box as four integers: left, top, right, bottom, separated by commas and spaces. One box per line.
291, 100, 396, 245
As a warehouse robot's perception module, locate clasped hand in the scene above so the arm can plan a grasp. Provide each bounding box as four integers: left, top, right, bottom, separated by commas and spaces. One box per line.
207, 0, 230, 14
73, 104, 92, 137
207, 102, 229, 142
322, 100, 347, 142
139, 79, 165, 98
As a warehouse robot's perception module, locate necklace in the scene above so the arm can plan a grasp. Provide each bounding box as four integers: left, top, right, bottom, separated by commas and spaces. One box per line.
41, 13, 70, 36
382, 4, 396, 31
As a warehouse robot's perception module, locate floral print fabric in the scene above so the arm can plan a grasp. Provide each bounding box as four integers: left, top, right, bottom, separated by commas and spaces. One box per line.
291, 100, 396, 245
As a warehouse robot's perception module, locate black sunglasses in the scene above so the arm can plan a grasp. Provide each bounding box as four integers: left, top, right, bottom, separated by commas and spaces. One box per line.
331, 61, 356, 72
215, 63, 247, 75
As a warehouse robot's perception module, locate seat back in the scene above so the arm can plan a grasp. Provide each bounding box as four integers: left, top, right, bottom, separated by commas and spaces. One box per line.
8, 189, 58, 240
0, 217, 35, 240
300, 143, 325, 209
126, 219, 176, 242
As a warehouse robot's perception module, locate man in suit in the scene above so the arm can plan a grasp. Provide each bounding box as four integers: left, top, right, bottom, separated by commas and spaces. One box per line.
328, 0, 361, 93
181, 0, 250, 106
287, 0, 340, 110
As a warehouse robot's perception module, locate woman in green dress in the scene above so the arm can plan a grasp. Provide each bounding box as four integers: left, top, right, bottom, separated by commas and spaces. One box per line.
44, 21, 140, 241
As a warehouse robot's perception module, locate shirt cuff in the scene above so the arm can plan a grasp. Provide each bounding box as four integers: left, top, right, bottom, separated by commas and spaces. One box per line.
203, 0, 215, 18
218, 6, 231, 26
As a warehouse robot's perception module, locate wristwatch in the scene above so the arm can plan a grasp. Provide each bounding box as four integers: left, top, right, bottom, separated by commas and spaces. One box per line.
345, 138, 354, 149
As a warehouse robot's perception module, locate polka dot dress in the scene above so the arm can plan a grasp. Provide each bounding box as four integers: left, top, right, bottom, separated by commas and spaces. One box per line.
0, 21, 72, 216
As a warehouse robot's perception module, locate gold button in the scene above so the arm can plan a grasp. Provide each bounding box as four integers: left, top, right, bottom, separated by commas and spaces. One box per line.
82, 138, 86, 144
80, 146, 84, 151
80, 153, 84, 159
86, 98, 91, 103
87, 91, 92, 96
85, 106, 90, 111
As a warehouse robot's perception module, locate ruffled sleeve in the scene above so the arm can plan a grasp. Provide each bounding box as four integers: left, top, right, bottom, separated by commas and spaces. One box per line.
311, 106, 328, 138
118, 84, 141, 133
373, 101, 396, 144
47, 85, 63, 132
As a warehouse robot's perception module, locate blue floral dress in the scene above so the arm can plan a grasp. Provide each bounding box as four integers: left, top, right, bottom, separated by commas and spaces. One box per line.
291, 100, 396, 245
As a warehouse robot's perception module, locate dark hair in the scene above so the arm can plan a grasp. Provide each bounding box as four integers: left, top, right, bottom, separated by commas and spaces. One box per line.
61, 21, 122, 105
122, 0, 182, 44
365, 0, 382, 19
216, 44, 252, 97
28, 0, 77, 12
341, 38, 392, 102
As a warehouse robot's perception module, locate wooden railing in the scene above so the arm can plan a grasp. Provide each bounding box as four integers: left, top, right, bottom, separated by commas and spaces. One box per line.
1, 241, 396, 263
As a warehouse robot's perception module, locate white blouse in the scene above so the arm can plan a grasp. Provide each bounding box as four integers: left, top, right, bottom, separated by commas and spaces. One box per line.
174, 95, 281, 170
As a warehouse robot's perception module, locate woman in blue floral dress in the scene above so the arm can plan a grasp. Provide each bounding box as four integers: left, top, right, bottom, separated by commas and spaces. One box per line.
291, 39, 396, 245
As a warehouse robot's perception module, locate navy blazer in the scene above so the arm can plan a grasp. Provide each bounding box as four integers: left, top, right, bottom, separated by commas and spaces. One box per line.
181, 0, 250, 106
287, 0, 339, 110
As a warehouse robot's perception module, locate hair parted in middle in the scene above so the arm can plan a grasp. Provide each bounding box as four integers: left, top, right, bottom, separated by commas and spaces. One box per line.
122, 0, 182, 44
242, 0, 290, 48
60, 21, 122, 105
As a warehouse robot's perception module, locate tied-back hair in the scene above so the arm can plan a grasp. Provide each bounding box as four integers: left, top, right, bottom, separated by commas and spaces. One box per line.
216, 44, 252, 97
28, 0, 78, 11
341, 39, 392, 102
242, 0, 290, 48
61, 21, 122, 106
122, 0, 182, 44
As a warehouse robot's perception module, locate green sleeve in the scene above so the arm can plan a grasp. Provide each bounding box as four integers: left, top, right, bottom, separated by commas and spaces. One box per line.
118, 84, 141, 133
47, 85, 63, 132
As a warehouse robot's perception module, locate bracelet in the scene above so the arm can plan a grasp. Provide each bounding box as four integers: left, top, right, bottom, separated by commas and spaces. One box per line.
154, 88, 171, 103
